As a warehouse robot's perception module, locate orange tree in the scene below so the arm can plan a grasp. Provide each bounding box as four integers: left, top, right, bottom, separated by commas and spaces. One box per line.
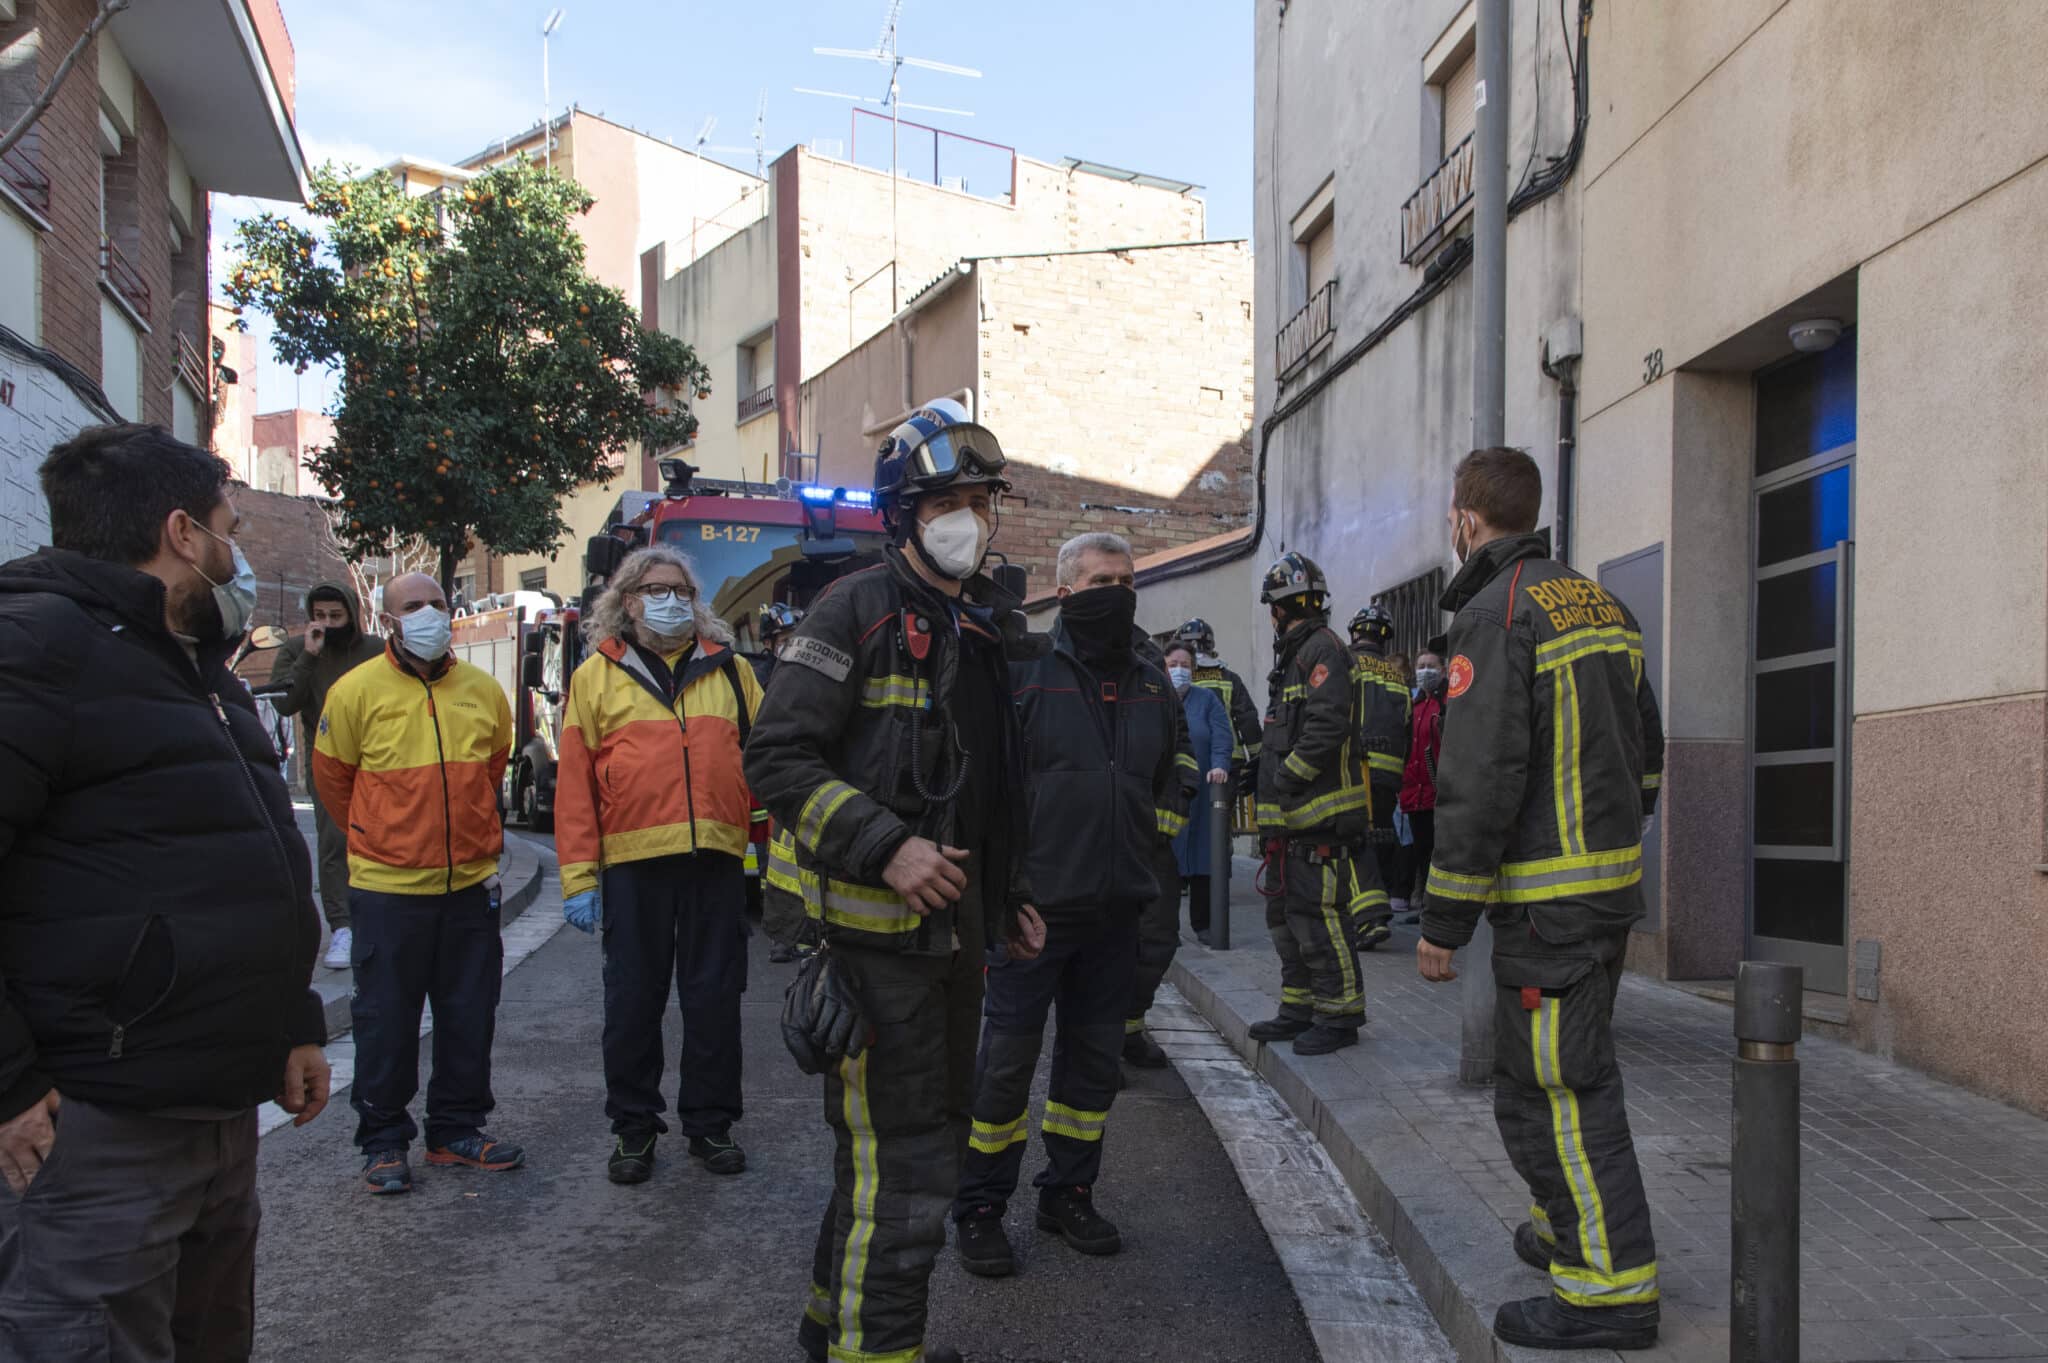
226, 160, 707, 592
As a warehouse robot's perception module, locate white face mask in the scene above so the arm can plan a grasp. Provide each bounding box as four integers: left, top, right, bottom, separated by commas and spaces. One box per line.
394, 605, 452, 661
640, 592, 695, 641
917, 506, 989, 580
1167, 665, 1193, 691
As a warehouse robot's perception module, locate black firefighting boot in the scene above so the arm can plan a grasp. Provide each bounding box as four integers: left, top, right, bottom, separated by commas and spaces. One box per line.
1248, 1015, 1313, 1042
1493, 1297, 1659, 1351
1291, 1024, 1360, 1056
1514, 1221, 1553, 1272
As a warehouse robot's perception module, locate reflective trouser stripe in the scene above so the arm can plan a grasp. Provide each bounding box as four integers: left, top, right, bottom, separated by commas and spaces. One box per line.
1042, 1099, 1108, 1142
1124, 1016, 1144, 1035
834, 1050, 879, 1361
805, 1281, 834, 1328
968, 1113, 1029, 1154
1551, 1260, 1660, 1307
1533, 998, 1613, 1276
1530, 1203, 1556, 1246
1317, 862, 1363, 1015
1280, 986, 1313, 1007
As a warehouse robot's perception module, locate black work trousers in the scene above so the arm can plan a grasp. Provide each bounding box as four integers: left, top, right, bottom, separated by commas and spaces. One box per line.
1266, 845, 1364, 1026
0, 1099, 259, 1363
349, 883, 502, 1152
1492, 916, 1659, 1312
1128, 841, 1181, 1032
800, 883, 985, 1363
956, 907, 1139, 1218
601, 851, 748, 1141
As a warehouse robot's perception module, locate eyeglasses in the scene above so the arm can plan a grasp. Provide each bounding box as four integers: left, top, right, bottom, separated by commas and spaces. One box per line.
632, 585, 691, 602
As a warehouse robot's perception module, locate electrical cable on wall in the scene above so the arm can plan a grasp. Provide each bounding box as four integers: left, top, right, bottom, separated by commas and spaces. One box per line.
1153, 0, 1593, 590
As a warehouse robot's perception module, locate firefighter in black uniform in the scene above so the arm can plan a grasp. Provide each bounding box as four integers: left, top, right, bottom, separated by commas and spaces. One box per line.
954, 531, 1186, 1276
1346, 603, 1411, 951
743, 397, 1046, 1363
1248, 552, 1372, 1056
1416, 447, 1666, 1353
749, 593, 802, 953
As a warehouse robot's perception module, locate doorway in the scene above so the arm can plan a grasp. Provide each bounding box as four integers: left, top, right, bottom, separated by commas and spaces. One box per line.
1600, 544, 1664, 934
1747, 333, 1856, 994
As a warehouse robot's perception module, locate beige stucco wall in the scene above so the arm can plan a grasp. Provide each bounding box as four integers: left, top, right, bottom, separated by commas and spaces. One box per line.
651, 218, 780, 483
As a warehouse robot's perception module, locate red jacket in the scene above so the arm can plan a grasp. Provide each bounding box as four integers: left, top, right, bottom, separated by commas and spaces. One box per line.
1399, 691, 1444, 813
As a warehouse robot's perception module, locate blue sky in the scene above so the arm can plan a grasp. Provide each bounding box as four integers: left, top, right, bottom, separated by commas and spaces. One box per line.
217, 0, 1253, 414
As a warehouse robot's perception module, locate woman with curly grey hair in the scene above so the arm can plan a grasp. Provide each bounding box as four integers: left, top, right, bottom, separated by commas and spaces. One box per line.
551, 544, 766, 1185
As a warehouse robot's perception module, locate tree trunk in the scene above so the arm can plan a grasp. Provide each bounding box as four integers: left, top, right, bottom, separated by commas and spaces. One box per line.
439, 543, 459, 602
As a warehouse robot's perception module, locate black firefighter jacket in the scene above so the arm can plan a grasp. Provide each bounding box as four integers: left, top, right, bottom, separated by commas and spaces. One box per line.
1256, 619, 1371, 845
1420, 534, 1667, 950
0, 549, 326, 1122
743, 549, 1031, 955
1351, 645, 1412, 825
1012, 622, 1188, 921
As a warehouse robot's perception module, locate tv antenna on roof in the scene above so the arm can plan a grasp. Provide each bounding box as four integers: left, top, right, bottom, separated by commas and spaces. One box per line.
705, 90, 770, 178
797, 0, 980, 309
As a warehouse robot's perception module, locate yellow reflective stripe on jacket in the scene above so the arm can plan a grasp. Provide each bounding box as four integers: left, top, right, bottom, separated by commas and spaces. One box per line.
1281, 683, 1307, 702
764, 830, 815, 903
857, 674, 930, 710
821, 877, 919, 934
1535, 625, 1643, 675
1283, 751, 1319, 782
1255, 783, 1370, 832
1496, 846, 1643, 902
1157, 807, 1188, 838
1426, 863, 1495, 903
968, 1113, 1029, 1154
798, 780, 859, 852
1552, 663, 1587, 856
1042, 1100, 1108, 1142
1366, 751, 1405, 777
1175, 751, 1200, 774
1641, 772, 1662, 791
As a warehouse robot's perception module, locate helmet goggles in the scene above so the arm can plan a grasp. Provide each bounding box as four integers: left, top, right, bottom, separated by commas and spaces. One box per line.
900, 421, 1011, 497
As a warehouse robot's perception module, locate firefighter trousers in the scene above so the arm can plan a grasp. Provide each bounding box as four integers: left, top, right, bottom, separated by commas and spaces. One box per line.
800, 894, 985, 1363
1492, 916, 1659, 1312
1265, 845, 1365, 1026
954, 907, 1140, 1217
1128, 841, 1182, 1034
1346, 841, 1390, 940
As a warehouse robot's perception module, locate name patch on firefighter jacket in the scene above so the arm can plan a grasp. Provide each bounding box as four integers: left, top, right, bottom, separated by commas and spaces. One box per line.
784, 635, 854, 684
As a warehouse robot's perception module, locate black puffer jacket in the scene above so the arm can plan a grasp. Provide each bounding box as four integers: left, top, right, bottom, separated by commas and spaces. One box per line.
0, 549, 325, 1121
1012, 622, 1186, 919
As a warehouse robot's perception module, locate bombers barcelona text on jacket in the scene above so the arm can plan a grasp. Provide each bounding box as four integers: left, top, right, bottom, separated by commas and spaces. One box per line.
1420, 533, 1666, 948
743, 548, 1031, 954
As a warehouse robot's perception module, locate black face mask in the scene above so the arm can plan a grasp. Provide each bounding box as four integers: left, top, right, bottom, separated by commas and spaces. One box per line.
1060, 585, 1137, 666
324, 621, 356, 648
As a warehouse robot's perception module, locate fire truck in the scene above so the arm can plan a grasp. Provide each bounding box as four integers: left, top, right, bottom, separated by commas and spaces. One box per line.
467, 458, 891, 831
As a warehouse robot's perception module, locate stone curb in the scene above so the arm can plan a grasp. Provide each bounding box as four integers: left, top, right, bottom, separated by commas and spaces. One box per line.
313, 835, 549, 1042
1168, 945, 1620, 1363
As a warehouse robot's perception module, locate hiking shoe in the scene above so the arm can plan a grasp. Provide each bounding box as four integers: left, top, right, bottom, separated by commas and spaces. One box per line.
609, 1134, 656, 1185
362, 1148, 411, 1195
322, 926, 353, 970
1493, 1296, 1659, 1350
1248, 1015, 1312, 1042
689, 1133, 747, 1175
1356, 921, 1393, 951
425, 1134, 525, 1171
768, 941, 798, 964
1514, 1220, 1554, 1272
1292, 1024, 1360, 1056
1036, 1186, 1122, 1256
1122, 1030, 1168, 1069
956, 1208, 1016, 1277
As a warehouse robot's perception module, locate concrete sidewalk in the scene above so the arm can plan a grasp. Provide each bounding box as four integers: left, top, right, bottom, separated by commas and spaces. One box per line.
1166, 861, 2048, 1363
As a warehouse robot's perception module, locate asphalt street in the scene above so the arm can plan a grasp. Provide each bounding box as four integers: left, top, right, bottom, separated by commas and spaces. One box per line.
250, 839, 1322, 1363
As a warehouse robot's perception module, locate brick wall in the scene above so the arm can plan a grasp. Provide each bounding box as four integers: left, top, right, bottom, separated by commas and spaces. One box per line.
7, 0, 104, 382
233, 486, 349, 630
977, 242, 1255, 589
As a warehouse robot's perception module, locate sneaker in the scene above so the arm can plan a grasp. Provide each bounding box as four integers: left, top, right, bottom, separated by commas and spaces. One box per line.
1036, 1185, 1122, 1256
1492, 1295, 1659, 1351
608, 1133, 656, 1185
956, 1208, 1015, 1277
1292, 1024, 1360, 1056
768, 941, 798, 964
1248, 1015, 1313, 1042
689, 1132, 747, 1175
362, 1148, 411, 1194
425, 1134, 525, 1171
1122, 1030, 1168, 1069
322, 926, 353, 970
1514, 1220, 1554, 1272
1387, 897, 1410, 918
1356, 922, 1393, 952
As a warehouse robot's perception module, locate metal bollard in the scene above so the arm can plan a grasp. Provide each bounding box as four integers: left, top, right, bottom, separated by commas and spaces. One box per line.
1208, 782, 1231, 950
1732, 960, 1802, 1363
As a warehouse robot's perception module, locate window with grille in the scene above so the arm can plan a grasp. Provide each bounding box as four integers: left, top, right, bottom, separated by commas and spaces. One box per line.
1374, 566, 1447, 663
519, 568, 549, 592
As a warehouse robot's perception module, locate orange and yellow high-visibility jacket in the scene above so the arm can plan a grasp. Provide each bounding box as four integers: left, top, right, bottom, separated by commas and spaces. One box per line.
312, 646, 512, 896
555, 637, 765, 901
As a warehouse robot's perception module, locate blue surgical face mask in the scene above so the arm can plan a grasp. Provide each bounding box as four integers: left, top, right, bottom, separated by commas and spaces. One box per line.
1167, 665, 1193, 691
191, 524, 259, 641
640, 591, 696, 641
395, 605, 452, 662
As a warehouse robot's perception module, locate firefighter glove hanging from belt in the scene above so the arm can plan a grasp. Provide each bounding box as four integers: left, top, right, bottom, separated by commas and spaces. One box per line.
781, 946, 870, 1075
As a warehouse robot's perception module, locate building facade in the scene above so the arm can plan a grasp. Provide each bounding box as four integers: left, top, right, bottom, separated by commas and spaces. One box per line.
1255, 0, 2048, 1112
801, 240, 1255, 591
0, 0, 303, 560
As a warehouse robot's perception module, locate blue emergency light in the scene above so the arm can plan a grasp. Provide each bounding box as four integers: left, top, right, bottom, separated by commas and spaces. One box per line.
795, 484, 875, 508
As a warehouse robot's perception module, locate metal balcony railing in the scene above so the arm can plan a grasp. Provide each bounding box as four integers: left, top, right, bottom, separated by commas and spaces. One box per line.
737, 384, 776, 424
176, 331, 209, 396
0, 143, 51, 216
1400, 132, 1475, 264
1275, 279, 1337, 383
101, 238, 152, 322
